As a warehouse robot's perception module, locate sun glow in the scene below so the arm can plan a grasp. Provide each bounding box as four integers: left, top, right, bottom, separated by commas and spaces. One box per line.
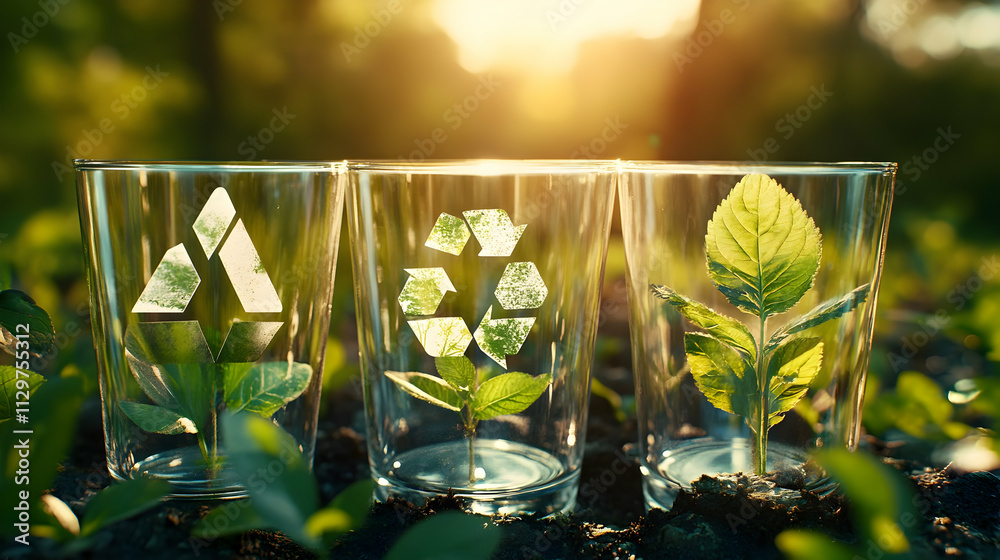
431, 0, 701, 73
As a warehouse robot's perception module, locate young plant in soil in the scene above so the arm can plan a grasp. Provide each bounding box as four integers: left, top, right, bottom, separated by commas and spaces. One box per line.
386, 356, 551, 484
118, 327, 312, 474
652, 173, 870, 475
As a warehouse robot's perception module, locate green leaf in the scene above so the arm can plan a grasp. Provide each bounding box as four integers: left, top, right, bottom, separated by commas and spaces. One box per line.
814, 449, 916, 553
651, 284, 757, 361
385, 370, 463, 411
80, 478, 172, 537
123, 323, 216, 431
767, 284, 870, 353
193, 501, 266, 538
0, 366, 45, 423
436, 356, 475, 393
224, 361, 313, 418
0, 376, 83, 538
684, 333, 755, 418
384, 511, 502, 560
221, 412, 319, 550
326, 478, 374, 530
705, 173, 821, 318
118, 401, 197, 435
775, 529, 855, 560
0, 289, 55, 357
766, 337, 823, 427
472, 372, 551, 421
305, 478, 375, 546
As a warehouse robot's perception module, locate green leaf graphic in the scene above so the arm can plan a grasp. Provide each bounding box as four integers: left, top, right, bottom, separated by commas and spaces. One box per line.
684, 333, 755, 418
119, 401, 197, 435
385, 370, 463, 411
651, 284, 757, 361
705, 173, 821, 318
472, 372, 551, 421
224, 361, 313, 417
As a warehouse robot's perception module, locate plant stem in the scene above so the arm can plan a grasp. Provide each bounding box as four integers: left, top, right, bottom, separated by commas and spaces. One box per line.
467, 418, 476, 485
466, 367, 479, 486
197, 432, 211, 466
753, 314, 768, 476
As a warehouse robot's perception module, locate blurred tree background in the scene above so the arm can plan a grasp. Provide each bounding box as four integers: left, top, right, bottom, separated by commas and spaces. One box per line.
1, 0, 999, 471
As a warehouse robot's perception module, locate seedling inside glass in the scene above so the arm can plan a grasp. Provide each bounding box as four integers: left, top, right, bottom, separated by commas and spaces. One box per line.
651, 173, 869, 475
386, 356, 551, 485
119, 324, 312, 473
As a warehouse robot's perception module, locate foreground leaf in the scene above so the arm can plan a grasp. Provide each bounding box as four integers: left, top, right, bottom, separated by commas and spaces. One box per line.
684, 333, 754, 418
651, 284, 757, 361
385, 511, 501, 560
80, 478, 171, 537
119, 401, 197, 435
224, 361, 313, 417
705, 173, 821, 318
193, 503, 266, 538
766, 337, 823, 426
0, 289, 54, 357
776, 529, 855, 560
385, 370, 463, 411
472, 372, 551, 421
221, 412, 319, 549
0, 366, 45, 423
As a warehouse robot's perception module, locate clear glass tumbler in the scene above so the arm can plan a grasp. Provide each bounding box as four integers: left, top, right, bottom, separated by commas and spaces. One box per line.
346, 160, 616, 515
618, 162, 895, 510
75, 161, 345, 498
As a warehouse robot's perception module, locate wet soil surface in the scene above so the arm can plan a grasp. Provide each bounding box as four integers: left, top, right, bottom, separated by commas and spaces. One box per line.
3, 387, 999, 559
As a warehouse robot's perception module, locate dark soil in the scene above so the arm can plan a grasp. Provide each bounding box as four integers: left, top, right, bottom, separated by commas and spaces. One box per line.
3, 382, 999, 559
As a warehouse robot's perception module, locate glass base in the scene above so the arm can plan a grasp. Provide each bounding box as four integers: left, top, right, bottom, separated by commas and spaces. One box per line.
642, 439, 827, 510
374, 438, 577, 516
111, 445, 247, 500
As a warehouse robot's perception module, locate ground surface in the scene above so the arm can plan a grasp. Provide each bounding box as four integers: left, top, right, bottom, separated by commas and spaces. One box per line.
2, 382, 999, 559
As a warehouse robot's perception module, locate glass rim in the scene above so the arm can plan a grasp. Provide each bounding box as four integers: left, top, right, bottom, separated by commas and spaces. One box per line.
620, 160, 897, 174
73, 159, 339, 172
346, 159, 620, 175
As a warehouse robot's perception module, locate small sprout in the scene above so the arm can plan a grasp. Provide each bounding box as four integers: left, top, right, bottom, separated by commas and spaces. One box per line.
386, 356, 551, 484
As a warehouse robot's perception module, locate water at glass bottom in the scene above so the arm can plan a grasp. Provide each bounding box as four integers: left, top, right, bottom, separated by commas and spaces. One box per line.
642, 438, 829, 511
374, 438, 577, 516
111, 446, 247, 500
